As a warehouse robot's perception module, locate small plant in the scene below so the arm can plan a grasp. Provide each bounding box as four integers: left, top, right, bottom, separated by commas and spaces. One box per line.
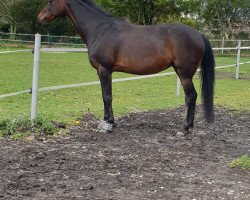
33, 116, 57, 135
0, 118, 31, 136
0, 116, 67, 139
0, 119, 14, 136
230, 154, 250, 170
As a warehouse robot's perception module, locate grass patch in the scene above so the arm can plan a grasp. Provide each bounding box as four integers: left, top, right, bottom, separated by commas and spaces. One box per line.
230, 155, 250, 170
0, 116, 67, 140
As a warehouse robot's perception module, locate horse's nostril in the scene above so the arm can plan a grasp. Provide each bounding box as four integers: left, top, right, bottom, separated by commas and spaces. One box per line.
38, 15, 45, 23
38, 11, 46, 23
38, 15, 42, 22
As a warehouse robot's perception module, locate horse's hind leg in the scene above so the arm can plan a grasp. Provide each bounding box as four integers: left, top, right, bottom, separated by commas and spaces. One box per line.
175, 68, 197, 133
182, 78, 197, 132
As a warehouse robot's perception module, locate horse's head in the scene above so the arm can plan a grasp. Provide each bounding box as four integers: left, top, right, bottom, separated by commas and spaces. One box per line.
38, 0, 67, 23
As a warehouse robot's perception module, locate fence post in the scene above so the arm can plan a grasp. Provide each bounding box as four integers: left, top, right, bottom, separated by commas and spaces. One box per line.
31, 33, 41, 121
236, 40, 241, 80
176, 76, 181, 96
47, 33, 52, 48
221, 37, 225, 54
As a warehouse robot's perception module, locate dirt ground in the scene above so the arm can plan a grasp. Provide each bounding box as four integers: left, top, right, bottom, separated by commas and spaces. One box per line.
0, 106, 249, 200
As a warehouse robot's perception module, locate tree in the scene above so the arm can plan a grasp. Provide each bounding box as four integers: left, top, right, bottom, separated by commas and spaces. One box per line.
2, 0, 248, 39
0, 0, 19, 35
158, 0, 199, 28
0, 0, 199, 35
10, 0, 43, 34
9, 0, 75, 35
97, 0, 185, 25
202, 0, 250, 39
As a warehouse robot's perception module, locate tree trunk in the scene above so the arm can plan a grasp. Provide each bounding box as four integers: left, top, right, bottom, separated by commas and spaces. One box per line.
10, 24, 16, 40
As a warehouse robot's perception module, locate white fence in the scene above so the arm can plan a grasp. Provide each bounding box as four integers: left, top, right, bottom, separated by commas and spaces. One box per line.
1, 31, 249, 50
0, 32, 85, 48
0, 34, 250, 120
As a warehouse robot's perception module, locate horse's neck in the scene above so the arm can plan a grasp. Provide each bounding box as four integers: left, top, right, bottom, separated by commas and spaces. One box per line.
66, 1, 112, 46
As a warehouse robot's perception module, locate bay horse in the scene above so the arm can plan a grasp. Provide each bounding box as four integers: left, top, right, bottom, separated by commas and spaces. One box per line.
38, 0, 215, 134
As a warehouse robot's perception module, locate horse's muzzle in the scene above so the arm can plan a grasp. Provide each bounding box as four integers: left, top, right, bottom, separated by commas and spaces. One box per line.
38, 11, 53, 24
38, 12, 46, 24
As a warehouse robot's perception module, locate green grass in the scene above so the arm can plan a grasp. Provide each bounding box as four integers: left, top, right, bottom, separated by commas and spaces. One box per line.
0, 49, 249, 124
230, 155, 250, 170
0, 45, 29, 51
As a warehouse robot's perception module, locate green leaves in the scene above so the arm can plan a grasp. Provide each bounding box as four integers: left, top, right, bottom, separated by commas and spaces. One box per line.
202, 0, 250, 39
0, 0, 75, 35
96, 0, 195, 25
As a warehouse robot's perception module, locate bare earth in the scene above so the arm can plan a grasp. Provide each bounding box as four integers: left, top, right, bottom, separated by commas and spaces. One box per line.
0, 106, 249, 200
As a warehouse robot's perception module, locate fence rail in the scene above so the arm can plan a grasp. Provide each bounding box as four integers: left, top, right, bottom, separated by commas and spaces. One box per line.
0, 33, 250, 120
0, 49, 32, 54
0, 32, 85, 48
1, 31, 249, 49
40, 48, 88, 52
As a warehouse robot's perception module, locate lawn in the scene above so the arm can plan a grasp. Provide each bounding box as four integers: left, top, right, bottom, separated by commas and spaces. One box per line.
0, 48, 249, 123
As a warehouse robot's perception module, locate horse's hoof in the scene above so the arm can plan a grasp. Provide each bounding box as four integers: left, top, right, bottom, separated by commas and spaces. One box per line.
184, 125, 193, 135
98, 120, 114, 133
176, 131, 185, 137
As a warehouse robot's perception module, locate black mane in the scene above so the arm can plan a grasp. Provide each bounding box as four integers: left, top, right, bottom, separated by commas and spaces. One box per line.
80, 0, 111, 17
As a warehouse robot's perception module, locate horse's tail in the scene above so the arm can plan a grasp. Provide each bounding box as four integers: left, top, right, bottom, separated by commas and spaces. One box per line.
201, 34, 215, 123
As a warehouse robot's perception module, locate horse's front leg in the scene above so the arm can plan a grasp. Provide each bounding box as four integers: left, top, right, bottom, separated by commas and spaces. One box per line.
97, 66, 114, 133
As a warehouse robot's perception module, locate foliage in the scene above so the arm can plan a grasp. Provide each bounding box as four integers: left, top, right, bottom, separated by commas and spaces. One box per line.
202, 0, 250, 39
0, 115, 65, 139
1, 0, 198, 31
230, 155, 250, 169
0, 0, 75, 35
8, 0, 42, 34
0, 0, 19, 34
0, 0, 249, 39
12, 0, 75, 35
0, 118, 30, 136
96, 0, 197, 26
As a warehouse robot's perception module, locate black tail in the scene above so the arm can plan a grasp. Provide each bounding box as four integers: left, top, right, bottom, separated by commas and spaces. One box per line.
201, 35, 215, 123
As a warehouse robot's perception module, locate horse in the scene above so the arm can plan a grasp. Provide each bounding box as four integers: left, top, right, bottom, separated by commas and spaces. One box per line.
38, 0, 215, 134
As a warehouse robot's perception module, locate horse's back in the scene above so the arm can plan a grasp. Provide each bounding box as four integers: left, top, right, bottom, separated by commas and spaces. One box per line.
117, 22, 205, 62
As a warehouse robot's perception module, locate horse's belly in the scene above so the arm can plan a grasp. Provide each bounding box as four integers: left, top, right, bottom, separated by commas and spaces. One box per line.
114, 53, 173, 75
114, 59, 171, 75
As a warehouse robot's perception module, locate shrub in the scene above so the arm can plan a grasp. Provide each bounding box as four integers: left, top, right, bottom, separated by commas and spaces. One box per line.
0, 116, 66, 139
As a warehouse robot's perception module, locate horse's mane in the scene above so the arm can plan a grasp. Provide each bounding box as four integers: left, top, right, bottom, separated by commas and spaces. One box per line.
78, 0, 125, 22
80, 0, 111, 17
